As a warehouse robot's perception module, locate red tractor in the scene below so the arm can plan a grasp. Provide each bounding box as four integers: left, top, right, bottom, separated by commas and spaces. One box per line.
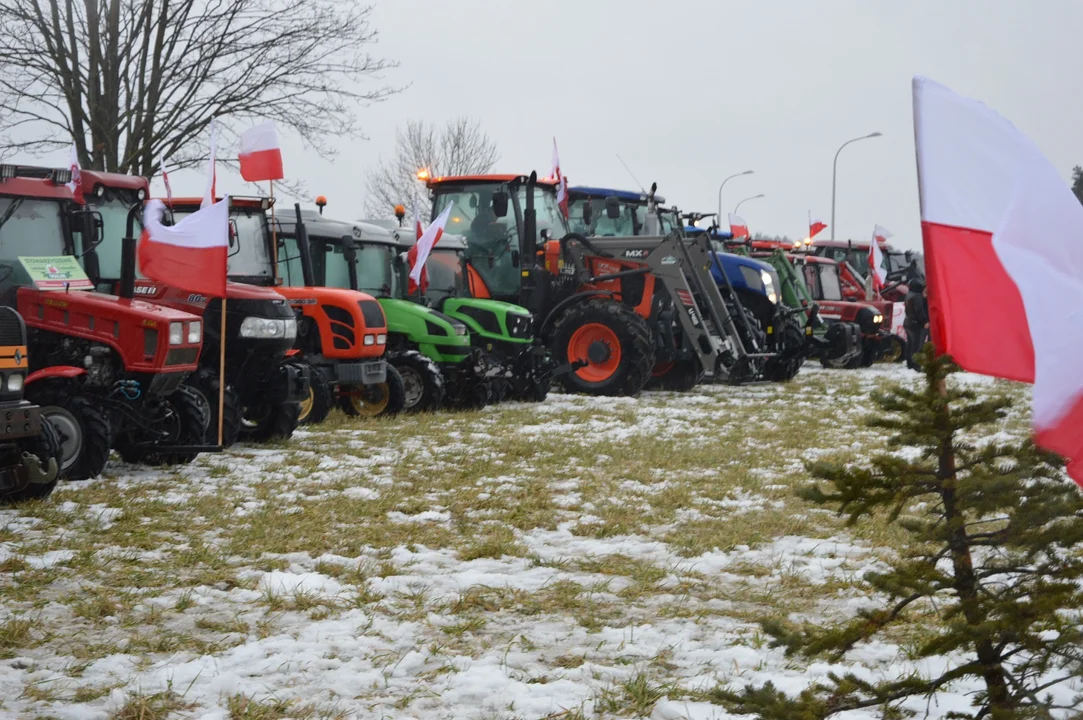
0, 165, 214, 479
810, 238, 924, 303
75, 173, 311, 446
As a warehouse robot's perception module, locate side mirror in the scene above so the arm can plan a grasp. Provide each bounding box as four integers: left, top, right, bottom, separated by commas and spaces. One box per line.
228, 219, 238, 249
582, 201, 593, 226
71, 210, 104, 256
491, 191, 509, 218
341, 236, 356, 263
604, 196, 621, 220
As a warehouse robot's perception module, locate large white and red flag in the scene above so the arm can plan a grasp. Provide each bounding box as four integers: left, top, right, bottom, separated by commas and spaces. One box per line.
873, 224, 893, 244
914, 76, 1083, 486
407, 203, 453, 295
869, 228, 888, 291
201, 119, 217, 210
238, 120, 285, 182
728, 213, 749, 238
139, 198, 229, 298
552, 138, 568, 218
809, 212, 827, 239
66, 144, 84, 204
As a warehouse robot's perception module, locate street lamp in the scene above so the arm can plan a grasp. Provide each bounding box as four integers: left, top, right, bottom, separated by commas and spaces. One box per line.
717, 170, 754, 221
733, 193, 765, 215
830, 132, 881, 240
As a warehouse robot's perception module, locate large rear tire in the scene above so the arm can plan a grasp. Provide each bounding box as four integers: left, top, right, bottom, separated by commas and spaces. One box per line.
117, 386, 208, 466
339, 365, 407, 418
551, 299, 655, 397
387, 351, 444, 413
3, 419, 63, 504
185, 369, 241, 448
297, 363, 333, 425
24, 384, 111, 481
763, 320, 805, 382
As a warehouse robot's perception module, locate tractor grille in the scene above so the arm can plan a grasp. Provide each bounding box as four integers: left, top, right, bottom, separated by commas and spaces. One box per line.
144, 328, 159, 357
323, 305, 356, 348
455, 305, 501, 335
425, 320, 448, 337
358, 300, 385, 329
165, 348, 199, 366
0, 308, 25, 346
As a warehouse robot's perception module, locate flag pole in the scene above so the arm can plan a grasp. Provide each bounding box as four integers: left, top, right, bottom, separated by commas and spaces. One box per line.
270, 181, 278, 274
218, 298, 226, 447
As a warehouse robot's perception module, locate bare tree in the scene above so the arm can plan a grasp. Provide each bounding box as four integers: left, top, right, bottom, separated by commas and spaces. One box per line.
364, 117, 499, 220
0, 0, 400, 178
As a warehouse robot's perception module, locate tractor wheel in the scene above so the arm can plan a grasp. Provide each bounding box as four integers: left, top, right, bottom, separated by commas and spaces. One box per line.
297, 363, 333, 425
117, 386, 209, 466
339, 365, 407, 418
185, 369, 241, 448
513, 374, 551, 403
3, 418, 63, 504
881, 334, 905, 363
239, 401, 302, 442
447, 379, 491, 411
551, 299, 655, 397
25, 384, 111, 481
653, 358, 705, 391
388, 351, 444, 413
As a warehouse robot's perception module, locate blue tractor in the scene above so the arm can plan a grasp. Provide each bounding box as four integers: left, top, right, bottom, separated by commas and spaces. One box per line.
566, 186, 805, 382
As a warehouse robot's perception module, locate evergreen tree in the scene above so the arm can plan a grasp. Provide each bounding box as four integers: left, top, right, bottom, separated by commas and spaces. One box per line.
1072, 166, 1083, 206
713, 347, 1083, 719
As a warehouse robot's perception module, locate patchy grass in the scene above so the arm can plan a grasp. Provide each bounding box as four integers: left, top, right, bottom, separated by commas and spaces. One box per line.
0, 366, 1041, 719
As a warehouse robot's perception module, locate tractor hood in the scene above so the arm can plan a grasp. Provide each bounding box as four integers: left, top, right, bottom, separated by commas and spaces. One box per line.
377, 298, 471, 346
709, 252, 781, 303
441, 297, 533, 342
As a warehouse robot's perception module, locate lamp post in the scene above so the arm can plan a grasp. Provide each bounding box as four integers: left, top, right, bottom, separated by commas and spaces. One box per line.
830, 132, 881, 240
733, 193, 765, 216
717, 170, 753, 221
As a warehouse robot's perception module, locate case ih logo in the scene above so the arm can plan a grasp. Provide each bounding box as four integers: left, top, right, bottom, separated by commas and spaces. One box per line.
133, 286, 158, 296
622, 249, 649, 259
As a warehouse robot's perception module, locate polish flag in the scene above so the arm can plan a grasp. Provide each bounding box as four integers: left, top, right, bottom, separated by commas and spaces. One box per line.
809, 212, 827, 239
160, 156, 174, 207
728, 213, 749, 238
552, 138, 568, 218
201, 118, 217, 210
868, 232, 887, 291
66, 144, 84, 204
873, 224, 893, 244
139, 197, 229, 298
407, 204, 453, 295
914, 76, 1083, 486
238, 120, 285, 183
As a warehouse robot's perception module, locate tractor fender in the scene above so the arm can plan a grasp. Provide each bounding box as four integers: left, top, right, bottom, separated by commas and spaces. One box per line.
26, 366, 86, 386
537, 290, 616, 341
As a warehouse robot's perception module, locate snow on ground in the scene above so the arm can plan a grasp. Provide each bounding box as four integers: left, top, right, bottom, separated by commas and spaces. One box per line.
0, 363, 1067, 719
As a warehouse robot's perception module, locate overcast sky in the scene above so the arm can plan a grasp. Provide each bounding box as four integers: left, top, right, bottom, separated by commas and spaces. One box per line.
22, 0, 1083, 251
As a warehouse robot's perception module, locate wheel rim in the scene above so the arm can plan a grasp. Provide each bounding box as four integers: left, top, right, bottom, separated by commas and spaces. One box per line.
349, 384, 390, 417
397, 367, 425, 409
43, 407, 81, 472
883, 339, 903, 363
568, 323, 622, 383
298, 386, 315, 422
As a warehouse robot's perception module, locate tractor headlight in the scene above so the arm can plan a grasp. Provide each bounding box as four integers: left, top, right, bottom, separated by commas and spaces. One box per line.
284, 317, 297, 340
169, 322, 184, 345
451, 321, 469, 337
761, 270, 779, 306
187, 321, 202, 344
377, 334, 387, 344
364, 334, 375, 346
7, 373, 23, 392
240, 317, 290, 339
873, 314, 884, 325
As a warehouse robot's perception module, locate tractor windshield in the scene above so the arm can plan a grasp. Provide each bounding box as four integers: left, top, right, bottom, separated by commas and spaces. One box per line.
80, 194, 145, 282
353, 243, 397, 297
806, 264, 843, 301
567, 197, 638, 237
425, 247, 466, 305
516, 184, 569, 242
0, 196, 70, 290
432, 183, 520, 299
657, 210, 680, 235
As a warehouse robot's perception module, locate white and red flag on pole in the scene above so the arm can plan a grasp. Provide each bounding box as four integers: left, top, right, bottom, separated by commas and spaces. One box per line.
407, 203, 453, 295
66, 144, 84, 204
238, 120, 285, 183
873, 224, 893, 244
139, 198, 229, 298
868, 229, 887, 291
160, 156, 174, 207
552, 138, 568, 218
201, 119, 217, 210
809, 212, 827, 239
728, 213, 749, 238
914, 75, 1083, 486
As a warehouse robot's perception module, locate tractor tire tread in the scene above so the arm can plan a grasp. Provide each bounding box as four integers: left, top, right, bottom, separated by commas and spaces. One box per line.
552, 299, 655, 397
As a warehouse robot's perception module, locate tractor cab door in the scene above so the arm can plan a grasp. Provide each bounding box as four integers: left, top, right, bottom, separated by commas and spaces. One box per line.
433, 184, 522, 303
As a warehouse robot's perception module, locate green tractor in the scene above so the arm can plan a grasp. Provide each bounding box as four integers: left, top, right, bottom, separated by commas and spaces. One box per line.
277, 209, 496, 412
384, 226, 554, 402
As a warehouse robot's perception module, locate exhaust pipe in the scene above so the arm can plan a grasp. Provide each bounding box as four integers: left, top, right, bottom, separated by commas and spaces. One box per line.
119, 202, 141, 299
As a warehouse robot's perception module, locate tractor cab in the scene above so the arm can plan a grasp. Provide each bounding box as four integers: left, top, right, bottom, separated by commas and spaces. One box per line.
566, 187, 663, 237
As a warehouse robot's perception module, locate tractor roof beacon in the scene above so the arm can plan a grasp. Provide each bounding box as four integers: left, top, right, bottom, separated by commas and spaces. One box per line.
426, 173, 779, 394
78, 177, 311, 447
276, 209, 494, 412
0, 165, 217, 479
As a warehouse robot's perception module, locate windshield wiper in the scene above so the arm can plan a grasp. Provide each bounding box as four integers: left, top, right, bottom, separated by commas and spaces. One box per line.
0, 198, 24, 235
